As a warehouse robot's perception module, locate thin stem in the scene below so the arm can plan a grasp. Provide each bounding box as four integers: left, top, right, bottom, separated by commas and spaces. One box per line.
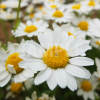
14, 0, 21, 32
23, 82, 31, 99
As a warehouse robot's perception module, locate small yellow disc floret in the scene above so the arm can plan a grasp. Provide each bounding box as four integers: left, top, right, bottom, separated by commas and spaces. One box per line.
11, 82, 23, 94
81, 80, 92, 92
53, 10, 63, 18
5, 53, 23, 74
95, 41, 100, 46
78, 21, 89, 31
72, 4, 81, 9
43, 46, 69, 69
50, 5, 57, 8
29, 13, 34, 18
25, 25, 37, 33
88, 1, 95, 6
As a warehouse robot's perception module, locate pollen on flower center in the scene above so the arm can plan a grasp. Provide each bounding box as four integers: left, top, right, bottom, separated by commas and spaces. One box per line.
72, 4, 81, 9
25, 25, 37, 33
11, 82, 23, 94
29, 13, 34, 18
78, 21, 89, 31
95, 41, 100, 46
0, 4, 6, 9
43, 46, 69, 69
88, 1, 95, 6
81, 80, 92, 92
53, 10, 63, 18
68, 32, 76, 38
5, 53, 23, 74
49, 0, 54, 2
50, 5, 57, 8
39, 6, 43, 10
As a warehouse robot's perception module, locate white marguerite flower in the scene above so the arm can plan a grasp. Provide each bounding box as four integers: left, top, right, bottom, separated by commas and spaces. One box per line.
88, 18, 100, 37
1, 0, 28, 8
32, 0, 44, 4
0, 40, 35, 87
90, 37, 100, 48
72, 15, 93, 36
26, 91, 56, 100
94, 58, 100, 78
53, 23, 86, 39
24, 13, 37, 20
44, 8, 73, 23
25, 4, 34, 14
77, 74, 98, 100
12, 19, 48, 37
6, 78, 34, 99
19, 24, 94, 91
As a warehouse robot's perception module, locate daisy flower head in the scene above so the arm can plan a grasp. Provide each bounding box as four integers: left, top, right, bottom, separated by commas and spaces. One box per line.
44, 8, 73, 23
25, 4, 34, 14
72, 15, 92, 36
24, 13, 37, 20
0, 40, 35, 87
53, 23, 86, 39
90, 37, 100, 48
6, 78, 34, 99
12, 19, 48, 37
46, 0, 65, 4
19, 24, 94, 91
77, 74, 98, 100
26, 91, 56, 100
32, 0, 44, 4
66, 2, 89, 15
88, 18, 100, 37
81, 0, 100, 12
94, 58, 100, 78
1, 0, 28, 8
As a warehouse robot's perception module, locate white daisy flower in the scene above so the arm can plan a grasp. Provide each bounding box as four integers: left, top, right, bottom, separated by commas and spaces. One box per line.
88, 18, 100, 37
72, 15, 92, 36
94, 58, 100, 78
66, 3, 89, 14
44, 8, 73, 23
32, 0, 44, 4
44, 1, 63, 10
25, 4, 34, 14
82, 0, 100, 12
26, 91, 56, 100
12, 19, 48, 37
90, 37, 100, 48
0, 40, 35, 87
24, 13, 37, 20
53, 23, 86, 39
1, 0, 28, 8
46, 0, 65, 4
19, 24, 94, 91
0, 11, 22, 21
6, 78, 34, 99
77, 74, 98, 100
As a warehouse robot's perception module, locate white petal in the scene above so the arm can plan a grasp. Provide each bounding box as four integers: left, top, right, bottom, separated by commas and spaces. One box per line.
95, 58, 100, 69
22, 41, 45, 58
47, 70, 57, 90
69, 57, 94, 66
14, 75, 23, 83
7, 64, 16, 74
0, 71, 9, 80
34, 68, 52, 85
88, 91, 95, 100
19, 73, 28, 82
23, 69, 35, 77
65, 64, 89, 78
0, 74, 11, 87
26, 20, 32, 26
0, 50, 7, 60
66, 72, 77, 91
77, 89, 83, 96
55, 69, 67, 88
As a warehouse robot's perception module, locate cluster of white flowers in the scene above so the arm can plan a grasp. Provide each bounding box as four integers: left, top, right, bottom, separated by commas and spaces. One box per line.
0, 0, 100, 100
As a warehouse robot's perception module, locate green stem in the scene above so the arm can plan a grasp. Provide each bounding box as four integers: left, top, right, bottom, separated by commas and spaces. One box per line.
23, 82, 31, 99
14, 0, 21, 32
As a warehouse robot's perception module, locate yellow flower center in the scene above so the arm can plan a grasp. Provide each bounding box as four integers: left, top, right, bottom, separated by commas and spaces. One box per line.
25, 25, 37, 33
39, 6, 43, 10
6, 15, 13, 19
95, 41, 100, 46
29, 13, 34, 18
49, 0, 54, 2
81, 80, 92, 92
0, 4, 6, 9
68, 32, 76, 38
78, 21, 89, 31
72, 4, 81, 9
53, 10, 63, 18
42, 12, 46, 15
43, 46, 69, 69
88, 1, 95, 6
11, 82, 23, 94
5, 53, 23, 74
50, 5, 57, 8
